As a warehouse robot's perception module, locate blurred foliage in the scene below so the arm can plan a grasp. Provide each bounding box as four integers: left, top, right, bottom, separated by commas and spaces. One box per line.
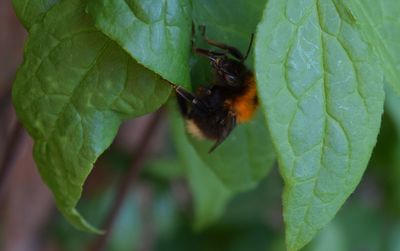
1, 98, 399, 250
39, 86, 399, 250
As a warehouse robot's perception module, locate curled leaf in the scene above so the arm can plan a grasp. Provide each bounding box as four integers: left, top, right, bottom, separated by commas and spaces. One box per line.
13, 0, 170, 231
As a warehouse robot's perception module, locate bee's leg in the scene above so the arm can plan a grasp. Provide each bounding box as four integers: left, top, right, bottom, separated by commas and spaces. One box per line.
194, 48, 225, 61
169, 83, 209, 114
197, 86, 212, 96
208, 111, 236, 153
176, 91, 189, 117
192, 22, 220, 59
193, 26, 230, 62
199, 26, 255, 62
199, 25, 244, 61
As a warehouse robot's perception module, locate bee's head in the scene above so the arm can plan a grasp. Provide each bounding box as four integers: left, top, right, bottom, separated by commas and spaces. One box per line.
209, 57, 247, 88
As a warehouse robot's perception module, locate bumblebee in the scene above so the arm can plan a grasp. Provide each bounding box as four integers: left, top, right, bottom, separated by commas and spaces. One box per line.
170, 27, 258, 152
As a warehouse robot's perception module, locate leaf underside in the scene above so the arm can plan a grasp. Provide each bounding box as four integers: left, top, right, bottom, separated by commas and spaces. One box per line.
87, 0, 192, 87
13, 0, 170, 232
255, 0, 384, 250
12, 0, 58, 29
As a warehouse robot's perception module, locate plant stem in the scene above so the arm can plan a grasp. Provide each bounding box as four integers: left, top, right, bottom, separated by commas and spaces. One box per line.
0, 121, 24, 201
88, 111, 163, 251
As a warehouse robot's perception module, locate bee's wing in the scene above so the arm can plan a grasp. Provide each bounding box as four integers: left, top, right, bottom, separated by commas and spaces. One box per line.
208, 112, 236, 153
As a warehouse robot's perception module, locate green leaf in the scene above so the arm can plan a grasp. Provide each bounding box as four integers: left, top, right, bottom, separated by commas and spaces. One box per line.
170, 106, 232, 229
389, 221, 400, 251
340, 0, 400, 94
386, 84, 400, 134
308, 222, 346, 251
255, 0, 384, 250
86, 0, 192, 87
192, 0, 268, 52
335, 202, 385, 251
385, 84, 400, 176
377, 84, 400, 211
13, 0, 170, 232
12, 0, 58, 29
189, 0, 275, 192
189, 112, 276, 191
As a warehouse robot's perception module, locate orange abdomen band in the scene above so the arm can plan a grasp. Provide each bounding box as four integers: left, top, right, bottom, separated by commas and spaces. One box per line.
233, 75, 258, 123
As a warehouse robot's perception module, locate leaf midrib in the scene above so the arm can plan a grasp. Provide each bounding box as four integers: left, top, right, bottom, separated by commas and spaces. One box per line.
41, 39, 111, 145
289, 0, 351, 247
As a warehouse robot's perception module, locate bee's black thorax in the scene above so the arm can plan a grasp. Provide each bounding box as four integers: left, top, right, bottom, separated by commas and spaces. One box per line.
173, 28, 256, 152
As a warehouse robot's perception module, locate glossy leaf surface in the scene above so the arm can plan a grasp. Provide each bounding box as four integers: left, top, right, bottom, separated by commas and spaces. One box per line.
13, 0, 170, 231
87, 0, 192, 86
255, 0, 384, 249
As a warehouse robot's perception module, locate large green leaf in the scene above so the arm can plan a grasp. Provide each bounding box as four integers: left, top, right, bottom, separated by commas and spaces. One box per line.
255, 0, 384, 250
170, 107, 232, 229
341, 0, 400, 94
86, 0, 192, 87
12, 0, 58, 29
13, 0, 170, 232
188, 0, 275, 192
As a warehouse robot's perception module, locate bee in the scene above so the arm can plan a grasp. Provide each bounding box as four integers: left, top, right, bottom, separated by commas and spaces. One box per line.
170, 27, 258, 152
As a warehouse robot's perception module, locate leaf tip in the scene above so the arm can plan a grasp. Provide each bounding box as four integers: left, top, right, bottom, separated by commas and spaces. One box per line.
61, 207, 104, 234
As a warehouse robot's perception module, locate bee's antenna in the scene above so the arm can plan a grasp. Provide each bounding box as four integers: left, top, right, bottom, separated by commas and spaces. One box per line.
243, 33, 255, 61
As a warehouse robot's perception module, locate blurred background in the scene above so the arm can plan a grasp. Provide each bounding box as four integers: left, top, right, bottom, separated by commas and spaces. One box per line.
1, 1, 400, 251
